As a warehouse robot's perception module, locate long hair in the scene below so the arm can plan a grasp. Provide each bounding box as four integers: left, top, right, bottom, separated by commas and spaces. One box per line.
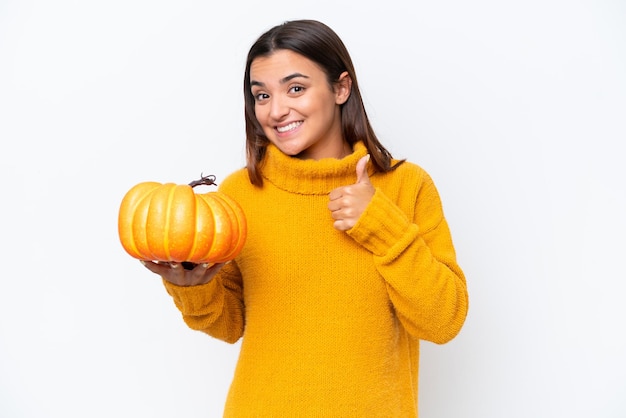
243, 19, 403, 186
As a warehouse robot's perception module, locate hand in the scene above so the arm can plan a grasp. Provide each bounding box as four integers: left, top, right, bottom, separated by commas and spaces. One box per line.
328, 154, 375, 231
140, 260, 226, 286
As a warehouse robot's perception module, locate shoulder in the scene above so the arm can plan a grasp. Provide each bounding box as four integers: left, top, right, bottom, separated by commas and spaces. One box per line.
218, 168, 249, 187
377, 159, 436, 191
374, 160, 444, 218
217, 168, 256, 201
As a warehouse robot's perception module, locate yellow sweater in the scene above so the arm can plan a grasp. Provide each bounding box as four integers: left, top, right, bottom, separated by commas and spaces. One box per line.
163, 142, 468, 417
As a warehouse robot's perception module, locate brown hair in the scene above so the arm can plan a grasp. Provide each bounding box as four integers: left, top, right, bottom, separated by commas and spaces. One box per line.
243, 19, 403, 186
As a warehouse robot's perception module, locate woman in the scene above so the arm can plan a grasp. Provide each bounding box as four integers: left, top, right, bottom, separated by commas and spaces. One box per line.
142, 19, 468, 417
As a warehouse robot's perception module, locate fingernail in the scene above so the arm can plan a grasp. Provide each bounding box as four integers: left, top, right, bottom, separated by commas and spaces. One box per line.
366, 154, 370, 162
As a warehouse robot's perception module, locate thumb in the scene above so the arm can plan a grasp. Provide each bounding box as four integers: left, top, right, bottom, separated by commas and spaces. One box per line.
356, 154, 371, 184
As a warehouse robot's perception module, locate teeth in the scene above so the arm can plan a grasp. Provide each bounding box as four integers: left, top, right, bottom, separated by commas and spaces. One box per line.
277, 121, 301, 133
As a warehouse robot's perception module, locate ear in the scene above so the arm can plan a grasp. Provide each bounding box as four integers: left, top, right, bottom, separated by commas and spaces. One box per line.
334, 71, 352, 105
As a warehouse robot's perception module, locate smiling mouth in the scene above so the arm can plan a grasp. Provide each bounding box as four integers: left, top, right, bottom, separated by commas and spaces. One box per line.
276, 121, 303, 133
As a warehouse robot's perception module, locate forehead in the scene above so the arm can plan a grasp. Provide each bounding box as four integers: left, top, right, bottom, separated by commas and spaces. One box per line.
250, 49, 324, 82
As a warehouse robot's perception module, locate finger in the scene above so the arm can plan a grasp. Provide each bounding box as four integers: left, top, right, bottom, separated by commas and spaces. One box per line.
206, 262, 226, 274
189, 262, 226, 286
140, 260, 170, 275
328, 188, 343, 201
356, 154, 370, 184
330, 208, 343, 220
192, 261, 224, 274
333, 218, 353, 231
327, 199, 342, 212
188, 262, 212, 283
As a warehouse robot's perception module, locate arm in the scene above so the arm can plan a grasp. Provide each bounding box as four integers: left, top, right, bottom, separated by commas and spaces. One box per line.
161, 261, 245, 344
347, 172, 468, 344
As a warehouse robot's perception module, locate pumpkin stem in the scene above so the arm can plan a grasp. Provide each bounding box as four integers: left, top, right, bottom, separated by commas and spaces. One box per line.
189, 173, 218, 188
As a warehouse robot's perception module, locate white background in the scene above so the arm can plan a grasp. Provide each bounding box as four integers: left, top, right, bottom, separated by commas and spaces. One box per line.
1, 0, 625, 417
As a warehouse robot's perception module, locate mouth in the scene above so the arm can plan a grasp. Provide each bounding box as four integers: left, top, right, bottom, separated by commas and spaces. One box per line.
276, 121, 303, 133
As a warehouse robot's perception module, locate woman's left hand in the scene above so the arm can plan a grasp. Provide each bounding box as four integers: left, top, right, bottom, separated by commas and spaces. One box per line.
328, 155, 375, 231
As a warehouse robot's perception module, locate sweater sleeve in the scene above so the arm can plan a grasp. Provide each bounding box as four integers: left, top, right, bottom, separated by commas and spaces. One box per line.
162, 261, 245, 344
346, 171, 468, 344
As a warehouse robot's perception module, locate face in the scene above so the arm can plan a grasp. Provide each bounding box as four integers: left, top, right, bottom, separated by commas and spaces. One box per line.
249, 49, 352, 160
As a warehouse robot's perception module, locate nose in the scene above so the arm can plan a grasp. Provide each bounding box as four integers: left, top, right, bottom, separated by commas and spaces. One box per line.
268, 96, 289, 121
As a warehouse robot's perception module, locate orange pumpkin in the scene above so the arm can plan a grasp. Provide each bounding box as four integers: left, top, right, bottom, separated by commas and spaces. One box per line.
118, 175, 247, 264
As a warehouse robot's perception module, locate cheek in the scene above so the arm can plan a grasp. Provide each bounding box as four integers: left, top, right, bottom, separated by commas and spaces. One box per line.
254, 108, 274, 135
307, 94, 338, 116
254, 104, 266, 123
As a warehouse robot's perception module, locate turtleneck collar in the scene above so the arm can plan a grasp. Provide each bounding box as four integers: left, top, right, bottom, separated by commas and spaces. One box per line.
260, 141, 369, 195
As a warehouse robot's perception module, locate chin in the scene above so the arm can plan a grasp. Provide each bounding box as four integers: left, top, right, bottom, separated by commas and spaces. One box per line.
272, 140, 306, 157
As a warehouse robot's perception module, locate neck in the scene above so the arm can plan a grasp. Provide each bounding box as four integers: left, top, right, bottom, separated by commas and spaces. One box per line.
260, 141, 368, 195
295, 140, 353, 161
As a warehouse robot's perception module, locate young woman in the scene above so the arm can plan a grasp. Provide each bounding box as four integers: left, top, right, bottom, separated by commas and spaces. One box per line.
142, 19, 469, 417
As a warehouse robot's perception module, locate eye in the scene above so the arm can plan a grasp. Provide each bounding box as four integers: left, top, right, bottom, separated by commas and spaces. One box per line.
289, 85, 305, 94
253, 92, 269, 102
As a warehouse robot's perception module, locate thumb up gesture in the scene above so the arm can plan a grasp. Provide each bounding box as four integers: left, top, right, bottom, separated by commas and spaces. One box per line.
328, 154, 375, 231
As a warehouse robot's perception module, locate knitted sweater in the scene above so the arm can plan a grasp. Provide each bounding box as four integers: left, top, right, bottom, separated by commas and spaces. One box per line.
163, 141, 468, 417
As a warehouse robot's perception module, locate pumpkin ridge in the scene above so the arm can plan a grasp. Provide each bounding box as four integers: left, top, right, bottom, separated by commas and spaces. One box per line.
163, 184, 177, 261
118, 181, 161, 260
146, 183, 177, 261
134, 183, 163, 260
210, 195, 240, 263
227, 195, 247, 259
186, 191, 201, 262
130, 186, 156, 259
196, 195, 217, 262
205, 196, 226, 262
166, 184, 195, 262
118, 179, 246, 264
194, 194, 216, 263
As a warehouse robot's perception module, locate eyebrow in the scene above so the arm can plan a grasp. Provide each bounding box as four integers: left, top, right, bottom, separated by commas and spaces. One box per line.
250, 72, 309, 87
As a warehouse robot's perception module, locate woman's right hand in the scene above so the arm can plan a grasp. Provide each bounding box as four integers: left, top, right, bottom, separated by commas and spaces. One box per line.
140, 260, 226, 286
